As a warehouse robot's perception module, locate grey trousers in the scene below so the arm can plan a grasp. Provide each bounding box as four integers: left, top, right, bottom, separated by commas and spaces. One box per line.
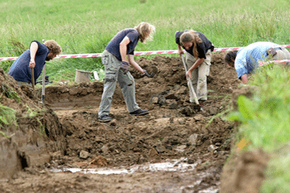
272, 47, 290, 66
98, 50, 140, 118
185, 50, 212, 101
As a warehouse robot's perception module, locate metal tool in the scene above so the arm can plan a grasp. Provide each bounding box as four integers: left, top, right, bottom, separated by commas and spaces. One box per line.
31, 68, 35, 90
30, 68, 36, 98
142, 70, 154, 78
41, 65, 46, 104
181, 55, 202, 108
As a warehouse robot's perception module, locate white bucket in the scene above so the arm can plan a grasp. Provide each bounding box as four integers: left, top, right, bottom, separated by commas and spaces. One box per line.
75, 70, 92, 83
93, 71, 99, 81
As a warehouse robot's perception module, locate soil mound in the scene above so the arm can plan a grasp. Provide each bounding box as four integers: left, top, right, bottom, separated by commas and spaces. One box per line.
0, 68, 65, 179
0, 53, 261, 192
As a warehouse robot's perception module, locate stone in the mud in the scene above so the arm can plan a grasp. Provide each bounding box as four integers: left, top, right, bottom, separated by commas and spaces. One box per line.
168, 101, 178, 109
174, 84, 181, 90
188, 134, 199, 146
165, 145, 172, 150
154, 144, 166, 153
79, 150, 89, 159
175, 145, 187, 152
151, 96, 158, 104
208, 145, 217, 152
176, 86, 187, 95
134, 122, 147, 131
90, 156, 108, 166
165, 93, 178, 100
69, 88, 79, 95
158, 95, 166, 105
179, 106, 193, 116
193, 114, 204, 121
209, 107, 218, 115
101, 145, 109, 154
149, 148, 158, 157
94, 136, 103, 143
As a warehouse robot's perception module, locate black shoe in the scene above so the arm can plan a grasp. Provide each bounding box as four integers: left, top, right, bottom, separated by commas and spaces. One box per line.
98, 115, 112, 122
130, 109, 149, 116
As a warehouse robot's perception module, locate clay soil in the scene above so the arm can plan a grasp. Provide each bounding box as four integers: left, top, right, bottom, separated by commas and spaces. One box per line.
0, 53, 253, 193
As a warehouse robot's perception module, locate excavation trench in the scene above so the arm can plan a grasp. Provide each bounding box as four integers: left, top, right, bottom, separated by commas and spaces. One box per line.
0, 53, 240, 192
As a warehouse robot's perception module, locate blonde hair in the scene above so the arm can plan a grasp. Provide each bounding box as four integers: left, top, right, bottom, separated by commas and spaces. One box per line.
134, 22, 155, 43
180, 30, 202, 59
44, 40, 62, 54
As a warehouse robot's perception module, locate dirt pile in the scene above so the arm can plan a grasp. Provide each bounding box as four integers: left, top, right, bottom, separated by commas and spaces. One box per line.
0, 53, 266, 193
0, 68, 65, 179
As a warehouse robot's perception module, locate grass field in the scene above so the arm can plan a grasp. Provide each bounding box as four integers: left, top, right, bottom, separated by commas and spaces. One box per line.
1, 0, 290, 81
1, 0, 290, 192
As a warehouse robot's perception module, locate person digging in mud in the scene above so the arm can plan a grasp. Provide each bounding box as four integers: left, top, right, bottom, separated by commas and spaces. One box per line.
8, 40, 62, 86
175, 30, 214, 102
98, 22, 156, 123
225, 41, 290, 84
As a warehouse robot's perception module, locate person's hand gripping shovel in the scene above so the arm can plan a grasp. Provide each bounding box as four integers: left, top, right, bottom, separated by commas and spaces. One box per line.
41, 65, 46, 104
181, 55, 203, 111
29, 60, 36, 97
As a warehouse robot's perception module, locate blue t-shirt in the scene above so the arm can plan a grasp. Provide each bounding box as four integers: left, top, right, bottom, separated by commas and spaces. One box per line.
9, 40, 50, 83
235, 42, 278, 79
105, 28, 139, 61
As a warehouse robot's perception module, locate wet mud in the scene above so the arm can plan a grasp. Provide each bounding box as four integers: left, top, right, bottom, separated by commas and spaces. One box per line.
0, 53, 266, 192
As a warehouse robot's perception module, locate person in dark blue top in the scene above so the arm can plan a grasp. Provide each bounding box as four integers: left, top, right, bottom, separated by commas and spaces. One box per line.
9, 40, 62, 86
98, 22, 156, 122
175, 30, 214, 101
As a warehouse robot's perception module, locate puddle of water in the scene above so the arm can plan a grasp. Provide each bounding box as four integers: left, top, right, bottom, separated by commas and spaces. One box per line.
51, 158, 196, 175
51, 158, 218, 193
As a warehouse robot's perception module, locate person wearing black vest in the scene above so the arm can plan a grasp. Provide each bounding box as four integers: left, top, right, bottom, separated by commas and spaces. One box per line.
175, 30, 214, 101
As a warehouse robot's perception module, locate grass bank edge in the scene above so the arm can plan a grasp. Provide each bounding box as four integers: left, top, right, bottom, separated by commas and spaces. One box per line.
226, 63, 290, 192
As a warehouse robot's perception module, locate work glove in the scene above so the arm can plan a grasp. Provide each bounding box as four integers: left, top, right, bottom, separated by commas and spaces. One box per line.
142, 69, 154, 78
120, 61, 129, 73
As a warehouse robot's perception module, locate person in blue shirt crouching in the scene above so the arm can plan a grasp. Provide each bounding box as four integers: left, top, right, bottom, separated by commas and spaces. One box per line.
224, 42, 290, 84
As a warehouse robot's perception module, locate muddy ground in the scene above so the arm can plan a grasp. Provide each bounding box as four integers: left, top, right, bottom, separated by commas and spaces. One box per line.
0, 53, 266, 192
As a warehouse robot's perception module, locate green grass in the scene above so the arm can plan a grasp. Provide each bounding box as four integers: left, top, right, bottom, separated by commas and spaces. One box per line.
0, 104, 17, 129
1, 0, 290, 81
227, 64, 290, 192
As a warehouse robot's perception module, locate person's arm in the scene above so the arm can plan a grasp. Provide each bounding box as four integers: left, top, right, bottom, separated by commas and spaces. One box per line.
177, 44, 184, 56
240, 74, 248, 84
186, 58, 205, 79
29, 42, 38, 68
128, 55, 145, 74
120, 36, 130, 62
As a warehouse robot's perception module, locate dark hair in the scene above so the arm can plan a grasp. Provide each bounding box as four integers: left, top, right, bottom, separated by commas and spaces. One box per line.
180, 30, 202, 59
44, 40, 62, 54
224, 50, 238, 64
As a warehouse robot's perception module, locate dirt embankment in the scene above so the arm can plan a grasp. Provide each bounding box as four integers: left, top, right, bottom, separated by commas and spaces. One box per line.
0, 53, 267, 193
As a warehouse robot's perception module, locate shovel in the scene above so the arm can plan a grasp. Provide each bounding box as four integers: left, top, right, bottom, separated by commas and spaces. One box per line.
30, 68, 36, 98
41, 65, 46, 104
31, 68, 35, 89
181, 55, 203, 110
